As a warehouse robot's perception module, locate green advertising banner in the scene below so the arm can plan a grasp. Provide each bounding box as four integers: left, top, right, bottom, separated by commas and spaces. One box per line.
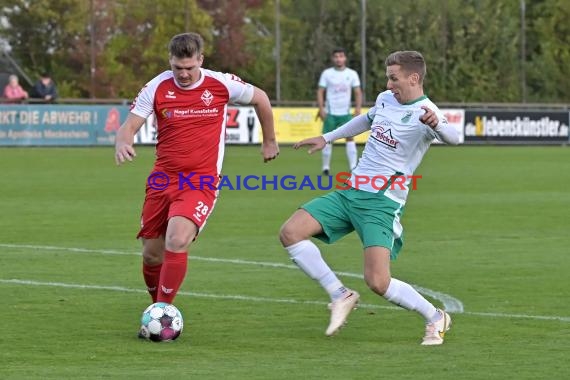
0, 104, 130, 145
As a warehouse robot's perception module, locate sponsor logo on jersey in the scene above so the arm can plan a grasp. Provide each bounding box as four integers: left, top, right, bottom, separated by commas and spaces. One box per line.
372, 124, 400, 149
201, 89, 214, 106
333, 83, 349, 93
161, 108, 173, 119
165, 90, 176, 99
167, 108, 220, 118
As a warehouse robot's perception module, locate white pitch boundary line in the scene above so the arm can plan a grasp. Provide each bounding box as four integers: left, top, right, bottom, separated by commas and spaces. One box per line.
0, 279, 399, 311
7, 245, 570, 321
1, 278, 569, 323
0, 243, 464, 313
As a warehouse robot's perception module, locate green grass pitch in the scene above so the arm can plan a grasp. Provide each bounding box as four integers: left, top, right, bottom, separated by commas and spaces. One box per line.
0, 144, 569, 379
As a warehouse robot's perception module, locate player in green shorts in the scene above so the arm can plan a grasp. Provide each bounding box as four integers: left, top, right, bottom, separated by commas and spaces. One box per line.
280, 50, 460, 345
317, 48, 362, 175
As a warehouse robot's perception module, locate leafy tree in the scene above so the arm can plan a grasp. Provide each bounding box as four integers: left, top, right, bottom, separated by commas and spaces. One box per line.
237, 0, 277, 95
0, 0, 91, 97
0, 0, 212, 98
94, 0, 212, 98
364, 0, 522, 103
526, 0, 570, 102
0, 0, 568, 103
276, 0, 363, 102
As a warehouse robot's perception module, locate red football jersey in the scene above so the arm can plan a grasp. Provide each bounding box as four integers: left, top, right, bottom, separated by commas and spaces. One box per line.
130, 69, 254, 175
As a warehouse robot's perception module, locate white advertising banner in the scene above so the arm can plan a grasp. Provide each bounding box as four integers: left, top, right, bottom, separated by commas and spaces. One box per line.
135, 106, 260, 145
134, 107, 464, 145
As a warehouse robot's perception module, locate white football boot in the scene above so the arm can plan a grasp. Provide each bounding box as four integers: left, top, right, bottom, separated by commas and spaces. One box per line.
325, 290, 360, 336
421, 309, 452, 346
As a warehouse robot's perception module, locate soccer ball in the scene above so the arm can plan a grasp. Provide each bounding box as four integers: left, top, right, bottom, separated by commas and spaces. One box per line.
139, 302, 184, 342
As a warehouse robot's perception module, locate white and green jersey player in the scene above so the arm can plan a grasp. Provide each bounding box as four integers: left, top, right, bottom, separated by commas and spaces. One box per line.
317, 48, 362, 174
281, 51, 459, 345
348, 90, 452, 203
318, 66, 361, 120
301, 90, 457, 260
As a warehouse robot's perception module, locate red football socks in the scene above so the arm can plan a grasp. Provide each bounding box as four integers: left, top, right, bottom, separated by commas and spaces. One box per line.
142, 262, 162, 303
156, 250, 188, 303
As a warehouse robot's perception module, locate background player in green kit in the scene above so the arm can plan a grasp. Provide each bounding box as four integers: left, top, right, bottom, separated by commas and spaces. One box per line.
317, 48, 362, 175
280, 51, 460, 345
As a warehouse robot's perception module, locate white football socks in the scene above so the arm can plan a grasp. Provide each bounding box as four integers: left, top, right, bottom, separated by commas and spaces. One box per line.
285, 240, 347, 301
322, 144, 332, 172
383, 277, 440, 323
346, 141, 358, 170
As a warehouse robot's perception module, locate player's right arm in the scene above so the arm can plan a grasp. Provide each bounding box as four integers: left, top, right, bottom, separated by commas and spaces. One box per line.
115, 74, 162, 165
317, 70, 327, 120
115, 113, 146, 165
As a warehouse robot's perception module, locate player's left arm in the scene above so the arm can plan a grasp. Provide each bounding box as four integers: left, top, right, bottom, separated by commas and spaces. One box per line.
249, 86, 279, 162
352, 71, 362, 116
224, 72, 279, 162
352, 86, 362, 116
420, 106, 460, 145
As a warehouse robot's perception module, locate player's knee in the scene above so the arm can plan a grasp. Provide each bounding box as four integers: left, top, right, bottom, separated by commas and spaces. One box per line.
142, 249, 163, 266
165, 233, 192, 252
365, 275, 390, 296
279, 221, 302, 247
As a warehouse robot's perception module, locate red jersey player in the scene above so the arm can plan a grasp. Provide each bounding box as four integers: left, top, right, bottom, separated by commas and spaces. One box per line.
114, 33, 279, 325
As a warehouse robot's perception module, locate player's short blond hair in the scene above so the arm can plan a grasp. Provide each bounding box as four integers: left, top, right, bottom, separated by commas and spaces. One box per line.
168, 33, 204, 59
385, 51, 426, 83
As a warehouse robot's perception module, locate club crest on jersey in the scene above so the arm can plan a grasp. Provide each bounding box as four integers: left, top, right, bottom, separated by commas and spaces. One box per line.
166, 90, 176, 99
201, 89, 214, 106
401, 111, 413, 123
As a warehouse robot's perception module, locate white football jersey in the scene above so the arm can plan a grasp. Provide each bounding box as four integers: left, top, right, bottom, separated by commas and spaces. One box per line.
350, 90, 447, 203
318, 67, 360, 115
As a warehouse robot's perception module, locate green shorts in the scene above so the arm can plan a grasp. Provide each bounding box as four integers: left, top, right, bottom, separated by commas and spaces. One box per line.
323, 114, 353, 134
301, 187, 405, 260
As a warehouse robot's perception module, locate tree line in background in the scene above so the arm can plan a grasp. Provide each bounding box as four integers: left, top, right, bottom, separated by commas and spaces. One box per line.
1, 0, 568, 103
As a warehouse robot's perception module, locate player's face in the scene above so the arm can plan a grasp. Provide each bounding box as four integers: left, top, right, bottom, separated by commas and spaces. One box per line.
385, 65, 416, 104
170, 54, 204, 88
331, 52, 347, 69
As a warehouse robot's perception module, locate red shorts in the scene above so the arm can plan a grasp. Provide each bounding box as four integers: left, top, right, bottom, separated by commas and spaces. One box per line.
136, 179, 218, 240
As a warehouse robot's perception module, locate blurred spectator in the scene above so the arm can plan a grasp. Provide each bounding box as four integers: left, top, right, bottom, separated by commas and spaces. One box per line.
31, 72, 58, 103
3, 74, 29, 102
